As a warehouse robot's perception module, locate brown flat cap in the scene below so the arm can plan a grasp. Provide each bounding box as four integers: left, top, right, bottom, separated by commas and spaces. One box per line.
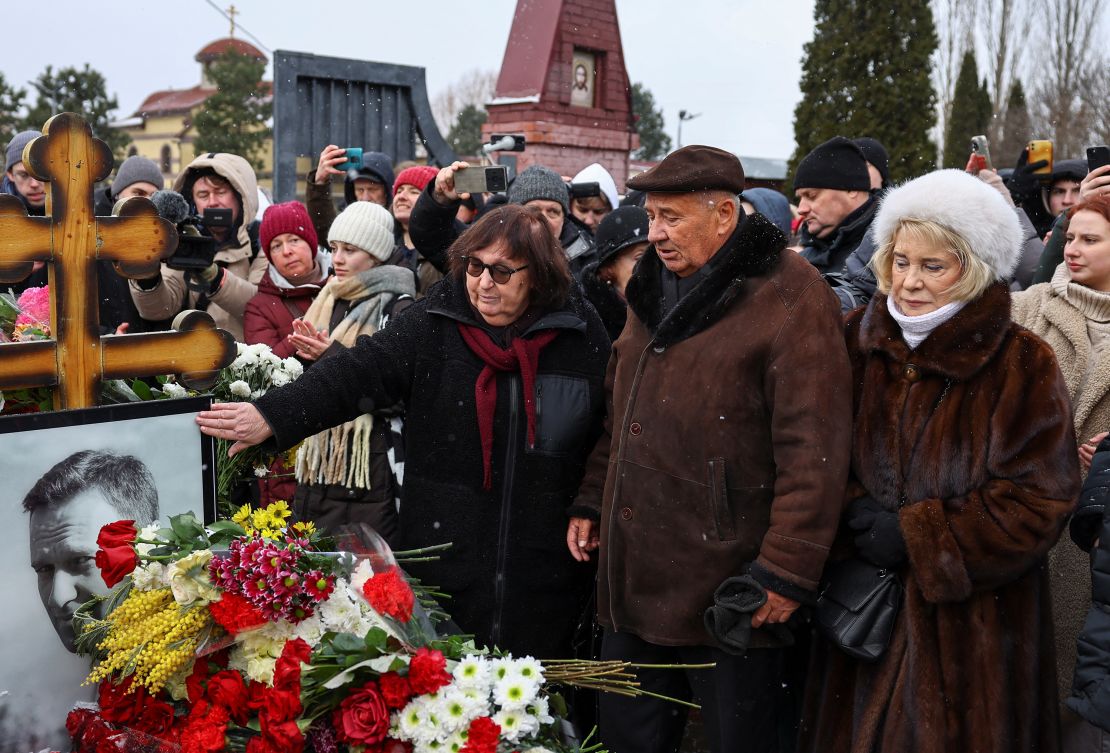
626, 144, 745, 194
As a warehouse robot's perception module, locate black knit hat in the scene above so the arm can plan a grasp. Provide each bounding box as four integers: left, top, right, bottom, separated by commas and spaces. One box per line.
595, 206, 650, 267
853, 137, 890, 186
794, 136, 871, 192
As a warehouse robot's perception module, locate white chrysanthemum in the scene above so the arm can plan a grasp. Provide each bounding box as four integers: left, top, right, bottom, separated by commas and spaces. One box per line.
490, 657, 515, 683
493, 707, 528, 742
397, 696, 441, 746
520, 746, 557, 753
229, 379, 251, 398
131, 562, 167, 591
319, 586, 363, 634
349, 559, 374, 592
250, 389, 264, 400
166, 549, 219, 606
161, 381, 188, 399
453, 655, 493, 691
292, 613, 326, 646
443, 730, 468, 753
492, 676, 540, 709
512, 656, 545, 685
526, 696, 553, 725
270, 368, 293, 388
436, 687, 485, 734
281, 356, 303, 379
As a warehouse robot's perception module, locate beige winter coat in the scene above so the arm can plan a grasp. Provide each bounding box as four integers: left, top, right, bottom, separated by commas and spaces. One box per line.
129, 152, 268, 341
1013, 265, 1110, 709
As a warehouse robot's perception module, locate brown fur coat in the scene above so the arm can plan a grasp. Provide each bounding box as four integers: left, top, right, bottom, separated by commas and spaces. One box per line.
800, 283, 1080, 753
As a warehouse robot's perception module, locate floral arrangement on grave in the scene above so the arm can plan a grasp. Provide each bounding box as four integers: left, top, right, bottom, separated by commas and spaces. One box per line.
208, 343, 304, 513
68, 502, 655, 753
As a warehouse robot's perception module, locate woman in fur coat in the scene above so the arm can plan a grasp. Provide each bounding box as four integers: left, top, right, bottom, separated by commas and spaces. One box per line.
799, 170, 1080, 753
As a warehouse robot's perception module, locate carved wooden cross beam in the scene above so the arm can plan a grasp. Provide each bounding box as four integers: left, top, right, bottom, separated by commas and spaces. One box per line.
0, 113, 235, 409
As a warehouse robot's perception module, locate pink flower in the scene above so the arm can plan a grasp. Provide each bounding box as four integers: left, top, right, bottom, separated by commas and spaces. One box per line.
15, 286, 50, 326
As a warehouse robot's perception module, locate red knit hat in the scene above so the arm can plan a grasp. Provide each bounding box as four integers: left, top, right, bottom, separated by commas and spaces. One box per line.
393, 165, 439, 196
260, 201, 318, 259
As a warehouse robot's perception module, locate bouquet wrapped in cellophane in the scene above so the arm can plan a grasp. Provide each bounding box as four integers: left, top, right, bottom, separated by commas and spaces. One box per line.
69, 502, 692, 753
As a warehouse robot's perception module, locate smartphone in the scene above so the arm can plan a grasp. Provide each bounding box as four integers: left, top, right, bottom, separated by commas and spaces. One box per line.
1027, 140, 1053, 176
453, 165, 509, 195
336, 147, 364, 173
968, 135, 992, 173
1089, 145, 1110, 172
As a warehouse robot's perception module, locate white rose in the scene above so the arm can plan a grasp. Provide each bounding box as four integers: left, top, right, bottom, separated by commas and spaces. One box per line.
166, 550, 218, 606
229, 380, 251, 398
161, 381, 188, 399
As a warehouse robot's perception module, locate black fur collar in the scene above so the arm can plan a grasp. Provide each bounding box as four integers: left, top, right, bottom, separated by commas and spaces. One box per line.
624, 212, 785, 346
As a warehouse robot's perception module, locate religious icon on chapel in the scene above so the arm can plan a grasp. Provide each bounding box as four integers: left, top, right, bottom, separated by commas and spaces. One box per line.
570, 50, 597, 107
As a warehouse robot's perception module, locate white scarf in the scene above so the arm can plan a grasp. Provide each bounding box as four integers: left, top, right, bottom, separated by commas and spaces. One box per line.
886, 295, 966, 349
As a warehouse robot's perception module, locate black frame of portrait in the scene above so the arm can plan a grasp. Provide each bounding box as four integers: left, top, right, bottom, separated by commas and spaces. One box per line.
0, 396, 217, 523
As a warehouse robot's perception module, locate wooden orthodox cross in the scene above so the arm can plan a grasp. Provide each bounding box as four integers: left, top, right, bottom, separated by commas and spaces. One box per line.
0, 113, 235, 410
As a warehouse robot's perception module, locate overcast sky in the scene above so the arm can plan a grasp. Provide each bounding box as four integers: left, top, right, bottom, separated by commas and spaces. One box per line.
3, 0, 816, 160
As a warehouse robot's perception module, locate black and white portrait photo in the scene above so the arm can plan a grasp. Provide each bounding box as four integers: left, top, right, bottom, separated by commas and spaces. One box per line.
0, 398, 214, 753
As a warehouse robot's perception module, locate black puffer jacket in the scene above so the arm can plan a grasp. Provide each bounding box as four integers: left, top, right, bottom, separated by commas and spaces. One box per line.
578, 260, 628, 341
255, 275, 610, 658
1068, 435, 1110, 730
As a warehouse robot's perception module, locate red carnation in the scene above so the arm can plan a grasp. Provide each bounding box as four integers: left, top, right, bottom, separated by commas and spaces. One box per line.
379, 671, 414, 709
332, 680, 390, 747
273, 637, 312, 691
94, 520, 138, 588
361, 566, 415, 623
259, 714, 304, 753
247, 681, 302, 723
208, 592, 268, 635
66, 708, 112, 751
98, 678, 144, 725
408, 647, 451, 695
205, 670, 250, 724
460, 716, 501, 753
179, 700, 230, 753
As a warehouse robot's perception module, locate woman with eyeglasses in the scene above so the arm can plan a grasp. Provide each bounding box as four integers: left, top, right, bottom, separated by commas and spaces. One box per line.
196, 203, 610, 660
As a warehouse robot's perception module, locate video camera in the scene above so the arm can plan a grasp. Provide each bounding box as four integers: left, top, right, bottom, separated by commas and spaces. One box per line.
146, 190, 235, 273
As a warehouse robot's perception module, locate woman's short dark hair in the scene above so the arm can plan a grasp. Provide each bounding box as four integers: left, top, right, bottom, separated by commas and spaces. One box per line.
448, 204, 572, 310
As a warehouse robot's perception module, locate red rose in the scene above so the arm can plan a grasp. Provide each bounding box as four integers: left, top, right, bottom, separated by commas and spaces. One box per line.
273, 637, 312, 690
97, 520, 137, 550
247, 681, 302, 723
98, 678, 142, 724
408, 648, 451, 695
332, 680, 390, 747
460, 716, 501, 753
205, 670, 250, 724
379, 671, 413, 709
131, 695, 176, 736
94, 521, 138, 588
361, 566, 415, 622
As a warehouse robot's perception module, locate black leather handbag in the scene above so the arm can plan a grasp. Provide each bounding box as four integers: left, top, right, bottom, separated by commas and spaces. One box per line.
815, 557, 902, 662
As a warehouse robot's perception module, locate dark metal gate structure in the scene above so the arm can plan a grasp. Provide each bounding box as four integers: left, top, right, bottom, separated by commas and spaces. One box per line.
272, 50, 457, 202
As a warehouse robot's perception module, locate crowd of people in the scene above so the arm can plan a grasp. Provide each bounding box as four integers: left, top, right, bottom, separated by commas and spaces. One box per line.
6, 123, 1110, 752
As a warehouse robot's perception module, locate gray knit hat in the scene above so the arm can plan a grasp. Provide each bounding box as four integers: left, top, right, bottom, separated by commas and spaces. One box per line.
508, 165, 569, 215
5, 130, 39, 172
328, 201, 396, 262
111, 156, 165, 198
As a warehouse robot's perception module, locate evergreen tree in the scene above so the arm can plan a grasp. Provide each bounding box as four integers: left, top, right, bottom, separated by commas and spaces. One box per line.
0, 73, 27, 149
788, 0, 937, 189
942, 52, 993, 168
997, 78, 1032, 168
21, 64, 129, 161
446, 103, 488, 157
192, 50, 271, 172
631, 82, 672, 161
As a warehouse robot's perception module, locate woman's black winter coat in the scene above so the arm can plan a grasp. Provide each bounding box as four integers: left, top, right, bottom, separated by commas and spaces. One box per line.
255, 275, 610, 659
1069, 435, 1110, 729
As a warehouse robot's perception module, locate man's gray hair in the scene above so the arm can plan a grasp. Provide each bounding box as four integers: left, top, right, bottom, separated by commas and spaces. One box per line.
22, 450, 159, 523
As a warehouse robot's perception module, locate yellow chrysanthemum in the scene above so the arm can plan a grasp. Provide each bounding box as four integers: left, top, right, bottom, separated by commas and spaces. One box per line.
291, 520, 316, 536
267, 500, 292, 523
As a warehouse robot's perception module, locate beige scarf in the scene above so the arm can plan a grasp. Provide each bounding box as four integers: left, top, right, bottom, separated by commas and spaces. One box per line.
295, 265, 415, 489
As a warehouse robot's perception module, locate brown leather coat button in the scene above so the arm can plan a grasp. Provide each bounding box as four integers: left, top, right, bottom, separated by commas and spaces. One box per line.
904, 364, 920, 382
629, 422, 642, 436
620, 507, 633, 520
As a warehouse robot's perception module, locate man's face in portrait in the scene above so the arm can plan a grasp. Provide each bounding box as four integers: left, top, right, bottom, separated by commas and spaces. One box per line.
29, 487, 121, 652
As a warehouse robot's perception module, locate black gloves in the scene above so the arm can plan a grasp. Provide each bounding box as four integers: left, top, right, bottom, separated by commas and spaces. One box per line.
846, 496, 907, 569
1007, 149, 1050, 209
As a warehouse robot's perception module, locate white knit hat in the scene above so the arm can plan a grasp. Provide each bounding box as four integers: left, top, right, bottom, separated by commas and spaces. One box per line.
872, 169, 1022, 281
328, 202, 396, 262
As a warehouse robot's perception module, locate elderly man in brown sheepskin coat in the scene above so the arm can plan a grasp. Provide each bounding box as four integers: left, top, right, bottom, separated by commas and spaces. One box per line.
567, 145, 853, 753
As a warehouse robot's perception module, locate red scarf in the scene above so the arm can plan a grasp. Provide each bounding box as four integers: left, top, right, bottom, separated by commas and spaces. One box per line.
456, 323, 558, 490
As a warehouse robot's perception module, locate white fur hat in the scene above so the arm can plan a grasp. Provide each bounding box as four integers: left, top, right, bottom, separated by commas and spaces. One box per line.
328, 201, 396, 262
872, 169, 1022, 280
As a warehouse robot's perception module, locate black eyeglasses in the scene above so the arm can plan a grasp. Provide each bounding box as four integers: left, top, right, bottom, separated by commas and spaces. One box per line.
461, 256, 529, 284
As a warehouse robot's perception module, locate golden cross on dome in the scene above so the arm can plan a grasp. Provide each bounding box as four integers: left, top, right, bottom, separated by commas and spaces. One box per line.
0, 113, 235, 410
227, 4, 239, 37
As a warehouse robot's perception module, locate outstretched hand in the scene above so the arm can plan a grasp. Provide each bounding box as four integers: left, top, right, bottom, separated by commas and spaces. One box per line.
196, 402, 273, 457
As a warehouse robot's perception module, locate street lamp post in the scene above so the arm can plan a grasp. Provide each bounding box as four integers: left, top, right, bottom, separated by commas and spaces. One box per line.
677, 109, 702, 149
